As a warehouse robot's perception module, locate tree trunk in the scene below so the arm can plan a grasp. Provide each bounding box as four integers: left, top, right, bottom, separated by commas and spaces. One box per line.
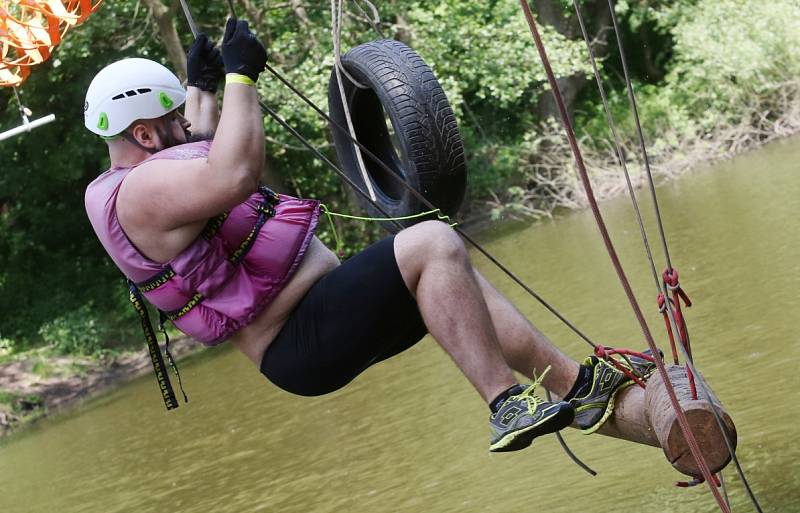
142, 0, 187, 80
387, 0, 412, 45
533, 0, 612, 122
640, 22, 664, 81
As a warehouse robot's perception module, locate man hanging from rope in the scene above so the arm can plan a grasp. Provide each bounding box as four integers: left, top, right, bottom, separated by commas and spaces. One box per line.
83, 19, 638, 452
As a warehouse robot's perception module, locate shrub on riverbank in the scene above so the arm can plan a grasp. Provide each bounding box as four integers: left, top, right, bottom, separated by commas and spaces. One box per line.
493, 0, 800, 218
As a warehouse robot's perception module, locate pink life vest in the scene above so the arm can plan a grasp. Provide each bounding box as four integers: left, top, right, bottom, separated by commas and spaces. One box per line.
85, 140, 320, 346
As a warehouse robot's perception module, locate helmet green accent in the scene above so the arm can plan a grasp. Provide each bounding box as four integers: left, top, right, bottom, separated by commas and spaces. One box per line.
159, 91, 174, 110
97, 112, 109, 131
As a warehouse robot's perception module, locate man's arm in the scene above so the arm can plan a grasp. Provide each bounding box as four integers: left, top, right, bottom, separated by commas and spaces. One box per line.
183, 35, 223, 139
117, 20, 268, 231
184, 86, 220, 139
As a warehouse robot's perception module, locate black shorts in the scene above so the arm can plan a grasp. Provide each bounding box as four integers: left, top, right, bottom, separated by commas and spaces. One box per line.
260, 235, 428, 396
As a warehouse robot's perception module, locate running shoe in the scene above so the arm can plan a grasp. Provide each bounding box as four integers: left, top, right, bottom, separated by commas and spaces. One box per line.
569, 356, 634, 434
489, 369, 574, 452
624, 348, 662, 379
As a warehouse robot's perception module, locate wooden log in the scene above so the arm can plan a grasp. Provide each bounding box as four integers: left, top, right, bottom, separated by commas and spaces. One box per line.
646, 365, 737, 476
587, 364, 736, 477
594, 384, 659, 447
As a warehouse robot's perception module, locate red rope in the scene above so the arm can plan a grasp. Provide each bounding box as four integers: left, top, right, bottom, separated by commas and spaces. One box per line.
661, 268, 697, 399
657, 293, 680, 364
664, 268, 692, 356
518, 3, 729, 511
594, 345, 652, 389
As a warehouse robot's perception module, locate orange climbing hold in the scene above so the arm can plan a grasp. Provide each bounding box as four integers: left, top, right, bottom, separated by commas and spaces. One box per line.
0, 0, 101, 86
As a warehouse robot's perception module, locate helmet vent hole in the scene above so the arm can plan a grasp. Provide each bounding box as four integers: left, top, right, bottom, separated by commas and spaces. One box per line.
125, 90, 137, 97
137, 88, 152, 94
111, 93, 125, 100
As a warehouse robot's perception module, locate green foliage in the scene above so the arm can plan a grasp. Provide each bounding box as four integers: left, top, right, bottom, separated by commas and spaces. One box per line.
404, 2, 590, 108
400, 1, 590, 196
577, 0, 800, 146
37, 303, 104, 356
664, 0, 800, 127
0, 0, 158, 347
0, 391, 43, 413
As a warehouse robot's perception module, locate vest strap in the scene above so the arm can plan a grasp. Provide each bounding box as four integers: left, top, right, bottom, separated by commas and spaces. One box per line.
157, 311, 189, 404
201, 211, 230, 240
164, 292, 204, 321
128, 280, 182, 410
230, 186, 280, 263
136, 266, 176, 293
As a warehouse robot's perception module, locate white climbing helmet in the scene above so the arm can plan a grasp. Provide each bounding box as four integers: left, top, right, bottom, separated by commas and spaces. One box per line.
84, 58, 186, 136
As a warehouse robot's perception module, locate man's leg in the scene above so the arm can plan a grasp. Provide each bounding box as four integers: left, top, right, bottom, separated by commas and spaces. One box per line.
473, 271, 580, 398
395, 221, 574, 451
473, 272, 636, 434
395, 221, 580, 399
394, 221, 517, 404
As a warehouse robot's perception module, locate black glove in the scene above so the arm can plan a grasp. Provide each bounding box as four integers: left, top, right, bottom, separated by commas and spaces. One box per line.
221, 18, 267, 82
187, 34, 224, 93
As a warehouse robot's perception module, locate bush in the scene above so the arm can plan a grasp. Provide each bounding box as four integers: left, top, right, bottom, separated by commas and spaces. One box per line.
38, 303, 104, 356
661, 0, 800, 128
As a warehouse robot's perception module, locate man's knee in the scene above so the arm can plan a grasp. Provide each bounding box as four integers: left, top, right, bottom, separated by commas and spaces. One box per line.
399, 220, 467, 262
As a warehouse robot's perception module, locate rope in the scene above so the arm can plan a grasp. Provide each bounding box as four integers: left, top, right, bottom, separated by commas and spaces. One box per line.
571, 10, 739, 488
517, 3, 729, 511
572, 0, 709, 428
322, 205, 454, 224
178, 0, 199, 38
570, 0, 661, 293
351, 0, 384, 38
331, 0, 368, 90
545, 388, 597, 477
584, 1, 762, 506
593, 346, 653, 389
605, 0, 673, 272
12, 87, 30, 127
330, 0, 376, 201
720, 472, 732, 511
657, 265, 762, 509
673, 327, 765, 513
320, 203, 454, 256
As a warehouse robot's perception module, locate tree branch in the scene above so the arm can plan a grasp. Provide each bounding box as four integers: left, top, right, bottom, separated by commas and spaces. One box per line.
142, 0, 187, 80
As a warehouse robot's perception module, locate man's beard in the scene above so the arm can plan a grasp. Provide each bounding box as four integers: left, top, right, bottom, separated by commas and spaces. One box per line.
186, 130, 214, 143
154, 121, 191, 151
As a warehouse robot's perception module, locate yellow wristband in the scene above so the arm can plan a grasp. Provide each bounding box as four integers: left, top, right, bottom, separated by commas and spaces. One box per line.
226, 73, 256, 87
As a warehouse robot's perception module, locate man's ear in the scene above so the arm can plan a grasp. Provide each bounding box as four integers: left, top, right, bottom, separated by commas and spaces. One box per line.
129, 121, 159, 150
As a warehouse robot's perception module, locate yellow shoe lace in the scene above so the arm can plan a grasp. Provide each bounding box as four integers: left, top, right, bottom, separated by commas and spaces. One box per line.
510, 365, 551, 414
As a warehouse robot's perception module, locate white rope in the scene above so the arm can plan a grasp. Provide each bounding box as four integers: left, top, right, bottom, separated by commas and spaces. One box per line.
332, 0, 368, 90
331, 0, 376, 201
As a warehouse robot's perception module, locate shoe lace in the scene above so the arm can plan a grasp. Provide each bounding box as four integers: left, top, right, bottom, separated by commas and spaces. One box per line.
594, 355, 639, 387
511, 365, 551, 414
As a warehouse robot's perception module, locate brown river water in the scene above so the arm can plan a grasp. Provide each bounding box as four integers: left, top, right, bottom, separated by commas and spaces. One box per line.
2, 138, 799, 512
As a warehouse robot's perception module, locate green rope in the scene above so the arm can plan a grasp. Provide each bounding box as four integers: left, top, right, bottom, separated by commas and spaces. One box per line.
319, 203, 456, 256
321, 204, 345, 256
